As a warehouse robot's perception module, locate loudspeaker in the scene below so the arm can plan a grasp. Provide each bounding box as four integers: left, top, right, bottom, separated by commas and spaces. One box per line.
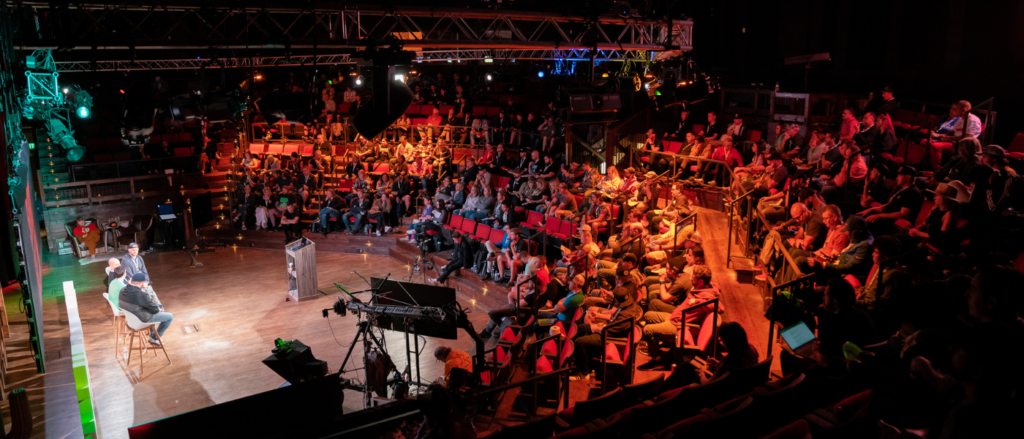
353, 66, 414, 139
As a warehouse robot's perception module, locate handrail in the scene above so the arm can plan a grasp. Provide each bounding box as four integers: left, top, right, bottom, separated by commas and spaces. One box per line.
513, 273, 540, 319
63, 154, 202, 183
598, 315, 637, 393
468, 366, 574, 400
677, 296, 720, 358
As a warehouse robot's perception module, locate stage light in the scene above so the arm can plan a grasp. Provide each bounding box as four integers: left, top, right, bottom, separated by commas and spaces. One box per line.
349, 72, 358, 76
62, 87, 68, 94
602, 73, 609, 78
394, 74, 405, 83
255, 73, 264, 81
77, 106, 89, 118
409, 69, 418, 75
355, 77, 362, 86
327, 79, 332, 85
119, 89, 125, 94
486, 74, 492, 81
484, 57, 493, 63
537, 71, 544, 78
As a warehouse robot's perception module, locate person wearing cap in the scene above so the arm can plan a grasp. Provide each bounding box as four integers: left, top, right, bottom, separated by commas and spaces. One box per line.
644, 262, 695, 313
531, 274, 586, 335
979, 145, 1024, 213
876, 86, 898, 117
120, 242, 149, 281
860, 163, 892, 209
118, 272, 173, 346
858, 165, 924, 235
592, 253, 643, 304
572, 267, 641, 380
726, 114, 746, 138
638, 265, 721, 369
618, 167, 640, 197
645, 221, 697, 266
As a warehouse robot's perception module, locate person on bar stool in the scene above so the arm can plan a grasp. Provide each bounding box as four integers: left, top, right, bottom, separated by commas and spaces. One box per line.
119, 273, 174, 346
430, 231, 470, 285
73, 217, 102, 259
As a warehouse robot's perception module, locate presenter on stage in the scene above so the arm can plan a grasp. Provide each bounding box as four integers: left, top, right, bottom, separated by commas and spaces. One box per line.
119, 273, 173, 346
120, 242, 148, 280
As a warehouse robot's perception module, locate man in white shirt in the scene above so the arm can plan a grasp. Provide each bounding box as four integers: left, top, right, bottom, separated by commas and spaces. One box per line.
321, 94, 336, 119
726, 114, 746, 138
939, 100, 982, 142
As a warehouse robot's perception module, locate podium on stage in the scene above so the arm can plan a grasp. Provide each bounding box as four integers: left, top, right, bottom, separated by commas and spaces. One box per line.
285, 237, 318, 302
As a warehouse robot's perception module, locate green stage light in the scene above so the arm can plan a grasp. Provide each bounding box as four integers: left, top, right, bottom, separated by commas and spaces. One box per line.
77, 106, 90, 118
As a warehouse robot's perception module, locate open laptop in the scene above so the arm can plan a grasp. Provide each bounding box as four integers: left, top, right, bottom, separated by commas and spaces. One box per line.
780, 321, 817, 357
158, 203, 176, 220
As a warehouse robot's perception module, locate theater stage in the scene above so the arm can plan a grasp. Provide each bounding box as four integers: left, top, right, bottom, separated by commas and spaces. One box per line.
27, 206, 774, 439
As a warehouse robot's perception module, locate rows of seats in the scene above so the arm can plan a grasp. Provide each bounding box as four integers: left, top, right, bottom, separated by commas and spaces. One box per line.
662, 128, 763, 153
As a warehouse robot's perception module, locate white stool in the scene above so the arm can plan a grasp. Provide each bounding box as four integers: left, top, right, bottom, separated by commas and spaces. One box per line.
102, 293, 128, 356
123, 311, 171, 375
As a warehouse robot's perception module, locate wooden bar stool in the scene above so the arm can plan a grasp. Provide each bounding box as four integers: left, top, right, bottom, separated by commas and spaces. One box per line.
123, 312, 171, 375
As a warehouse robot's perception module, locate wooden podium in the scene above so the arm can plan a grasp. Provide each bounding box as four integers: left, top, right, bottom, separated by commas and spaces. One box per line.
285, 238, 318, 302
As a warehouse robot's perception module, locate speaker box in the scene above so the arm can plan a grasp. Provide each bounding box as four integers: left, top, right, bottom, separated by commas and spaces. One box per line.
570, 95, 593, 112
353, 66, 414, 139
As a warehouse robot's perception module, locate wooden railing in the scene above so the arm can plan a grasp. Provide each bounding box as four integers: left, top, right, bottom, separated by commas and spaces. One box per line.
41, 172, 202, 208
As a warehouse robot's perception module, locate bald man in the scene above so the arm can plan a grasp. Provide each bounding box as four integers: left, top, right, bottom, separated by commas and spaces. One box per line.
771, 202, 826, 251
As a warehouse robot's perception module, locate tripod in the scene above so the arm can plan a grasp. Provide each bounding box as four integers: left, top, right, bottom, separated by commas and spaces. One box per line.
338, 318, 397, 408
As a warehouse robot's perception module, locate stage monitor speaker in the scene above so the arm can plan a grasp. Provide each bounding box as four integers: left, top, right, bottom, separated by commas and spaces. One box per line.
371, 278, 458, 340
262, 339, 327, 384
353, 66, 414, 139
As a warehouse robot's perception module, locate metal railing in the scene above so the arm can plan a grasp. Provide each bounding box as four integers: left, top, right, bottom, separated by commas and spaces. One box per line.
66, 155, 201, 182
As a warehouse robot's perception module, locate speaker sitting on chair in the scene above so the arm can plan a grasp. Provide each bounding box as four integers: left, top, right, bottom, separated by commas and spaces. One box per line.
352, 65, 414, 139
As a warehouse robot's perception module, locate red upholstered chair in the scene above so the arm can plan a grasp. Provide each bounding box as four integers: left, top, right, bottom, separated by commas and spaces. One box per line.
164, 133, 180, 144
488, 228, 505, 245
300, 144, 314, 156
693, 124, 706, 135
544, 216, 562, 235
461, 218, 477, 235
282, 144, 299, 156
266, 144, 284, 156
472, 106, 488, 117
554, 387, 623, 431
443, 215, 464, 231
521, 210, 544, 229
178, 132, 193, 142
249, 143, 266, 154
336, 103, 351, 114
487, 106, 502, 117
474, 223, 491, 241
438, 105, 454, 115
405, 105, 420, 115
1008, 132, 1024, 154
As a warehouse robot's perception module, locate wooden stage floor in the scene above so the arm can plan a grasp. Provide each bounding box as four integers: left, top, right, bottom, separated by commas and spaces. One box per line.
15, 205, 776, 439
47, 248, 491, 439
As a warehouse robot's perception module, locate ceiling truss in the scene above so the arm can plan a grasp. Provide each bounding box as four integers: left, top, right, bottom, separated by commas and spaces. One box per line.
10, 3, 692, 57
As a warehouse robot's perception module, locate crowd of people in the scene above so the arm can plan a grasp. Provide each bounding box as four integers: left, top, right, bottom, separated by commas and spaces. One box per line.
236, 74, 1024, 436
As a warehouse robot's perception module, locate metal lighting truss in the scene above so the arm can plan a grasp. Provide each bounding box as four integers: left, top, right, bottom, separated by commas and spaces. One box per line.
50, 49, 656, 72
11, 2, 692, 63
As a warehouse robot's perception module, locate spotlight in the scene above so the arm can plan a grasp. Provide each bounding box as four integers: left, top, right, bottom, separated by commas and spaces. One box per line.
77, 106, 90, 118
394, 74, 405, 83
119, 89, 125, 94
255, 73, 264, 81
486, 74, 492, 81
71, 90, 93, 119
537, 71, 544, 78
409, 69, 418, 75
484, 57, 493, 63
355, 77, 362, 86
62, 87, 68, 94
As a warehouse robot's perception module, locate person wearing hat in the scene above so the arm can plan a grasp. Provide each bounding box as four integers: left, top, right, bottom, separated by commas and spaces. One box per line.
858, 164, 924, 235
433, 346, 472, 390
860, 163, 892, 209
779, 124, 807, 161
572, 267, 641, 380
638, 265, 721, 369
726, 114, 747, 139
876, 86, 898, 117
909, 181, 968, 252
979, 144, 1024, 213
118, 272, 173, 346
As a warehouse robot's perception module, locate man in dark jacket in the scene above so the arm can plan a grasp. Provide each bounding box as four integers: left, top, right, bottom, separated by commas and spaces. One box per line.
319, 190, 346, 235
431, 231, 471, 284
119, 273, 174, 345
343, 190, 372, 235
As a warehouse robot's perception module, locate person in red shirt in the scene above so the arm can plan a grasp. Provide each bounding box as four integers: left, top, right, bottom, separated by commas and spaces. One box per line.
72, 217, 102, 258
419, 107, 444, 141
703, 134, 743, 186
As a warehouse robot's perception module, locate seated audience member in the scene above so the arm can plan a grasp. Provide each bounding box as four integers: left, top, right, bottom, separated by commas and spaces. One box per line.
638, 265, 722, 369
119, 273, 174, 346
792, 204, 850, 273
853, 236, 910, 334
72, 217, 102, 258
781, 278, 877, 375
820, 141, 868, 205
105, 258, 121, 284
858, 165, 924, 236
909, 181, 968, 252
772, 202, 826, 251
928, 138, 981, 188
860, 163, 893, 210
805, 215, 874, 280
571, 268, 641, 380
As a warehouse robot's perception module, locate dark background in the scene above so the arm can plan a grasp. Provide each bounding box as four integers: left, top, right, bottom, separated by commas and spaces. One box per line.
683, 0, 1024, 145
